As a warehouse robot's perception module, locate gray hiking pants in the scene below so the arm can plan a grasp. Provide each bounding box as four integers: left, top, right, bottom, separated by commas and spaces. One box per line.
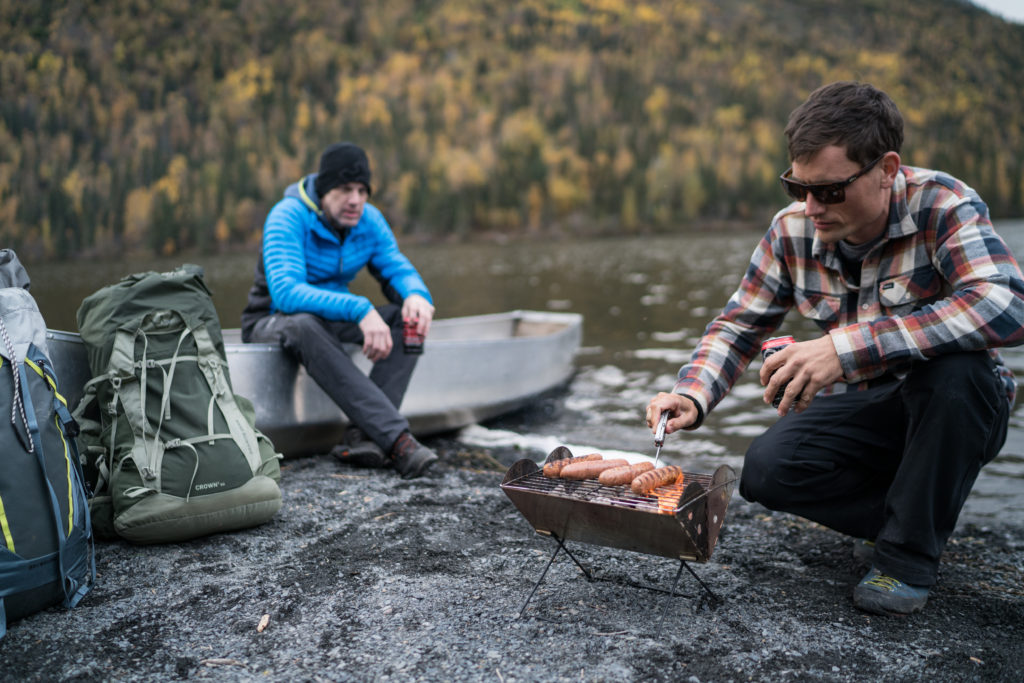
245, 305, 417, 452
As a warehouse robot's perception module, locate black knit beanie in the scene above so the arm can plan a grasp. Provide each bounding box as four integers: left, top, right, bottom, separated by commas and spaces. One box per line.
314, 142, 373, 198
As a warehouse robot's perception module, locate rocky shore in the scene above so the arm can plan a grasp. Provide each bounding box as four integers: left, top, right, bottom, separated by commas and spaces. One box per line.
2, 437, 1022, 682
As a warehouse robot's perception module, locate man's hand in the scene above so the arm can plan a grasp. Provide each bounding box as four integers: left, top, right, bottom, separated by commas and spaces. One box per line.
402, 294, 435, 336
358, 309, 393, 362
760, 335, 844, 415
645, 392, 700, 435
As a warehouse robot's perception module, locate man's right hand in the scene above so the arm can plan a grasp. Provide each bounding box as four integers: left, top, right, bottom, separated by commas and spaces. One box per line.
358, 309, 393, 362
645, 392, 699, 435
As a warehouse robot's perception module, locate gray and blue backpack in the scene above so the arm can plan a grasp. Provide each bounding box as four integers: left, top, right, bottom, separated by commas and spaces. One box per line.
0, 249, 95, 639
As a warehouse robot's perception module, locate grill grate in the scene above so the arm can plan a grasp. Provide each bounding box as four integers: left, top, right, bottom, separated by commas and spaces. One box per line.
502, 467, 715, 515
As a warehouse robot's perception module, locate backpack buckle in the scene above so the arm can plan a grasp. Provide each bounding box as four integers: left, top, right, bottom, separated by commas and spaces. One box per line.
140, 466, 157, 481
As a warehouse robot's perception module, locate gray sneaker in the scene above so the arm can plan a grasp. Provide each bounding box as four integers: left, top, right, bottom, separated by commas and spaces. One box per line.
853, 566, 930, 615
331, 426, 388, 468
389, 431, 438, 479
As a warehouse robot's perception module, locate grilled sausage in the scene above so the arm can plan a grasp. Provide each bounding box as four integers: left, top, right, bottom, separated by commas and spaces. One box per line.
542, 453, 602, 478
559, 458, 629, 480
630, 465, 683, 494
598, 461, 655, 486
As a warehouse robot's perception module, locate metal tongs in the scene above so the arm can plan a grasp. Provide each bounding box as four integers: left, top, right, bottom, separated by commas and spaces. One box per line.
653, 411, 669, 467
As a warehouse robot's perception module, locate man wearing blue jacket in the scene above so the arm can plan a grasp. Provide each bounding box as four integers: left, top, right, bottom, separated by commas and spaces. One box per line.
242, 142, 438, 478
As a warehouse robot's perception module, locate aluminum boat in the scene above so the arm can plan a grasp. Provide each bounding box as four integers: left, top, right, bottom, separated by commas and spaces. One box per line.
45, 310, 583, 457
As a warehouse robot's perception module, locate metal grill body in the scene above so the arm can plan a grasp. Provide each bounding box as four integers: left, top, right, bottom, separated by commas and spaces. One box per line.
501, 457, 735, 562
501, 449, 737, 618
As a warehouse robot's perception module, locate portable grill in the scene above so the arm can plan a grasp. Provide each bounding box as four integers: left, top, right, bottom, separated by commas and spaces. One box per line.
501, 447, 736, 618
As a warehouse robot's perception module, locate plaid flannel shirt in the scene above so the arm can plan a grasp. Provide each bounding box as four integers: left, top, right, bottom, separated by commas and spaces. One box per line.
675, 166, 1024, 425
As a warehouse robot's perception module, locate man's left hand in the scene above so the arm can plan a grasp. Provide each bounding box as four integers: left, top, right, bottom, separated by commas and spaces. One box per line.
759, 335, 844, 415
402, 294, 435, 336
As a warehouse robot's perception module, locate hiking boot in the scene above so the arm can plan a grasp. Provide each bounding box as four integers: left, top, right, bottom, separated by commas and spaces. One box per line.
853, 567, 930, 616
852, 539, 875, 564
330, 426, 388, 468
389, 430, 438, 479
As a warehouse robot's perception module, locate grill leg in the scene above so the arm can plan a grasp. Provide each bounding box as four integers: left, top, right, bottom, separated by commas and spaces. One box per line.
682, 560, 722, 607
517, 538, 562, 618
517, 533, 593, 619
553, 534, 594, 581
658, 560, 688, 626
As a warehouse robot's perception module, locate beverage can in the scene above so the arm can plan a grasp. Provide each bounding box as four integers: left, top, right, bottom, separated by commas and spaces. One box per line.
403, 318, 424, 354
760, 336, 795, 408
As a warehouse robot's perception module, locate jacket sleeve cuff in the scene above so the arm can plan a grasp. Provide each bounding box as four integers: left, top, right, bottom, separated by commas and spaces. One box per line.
680, 394, 705, 430
829, 324, 885, 383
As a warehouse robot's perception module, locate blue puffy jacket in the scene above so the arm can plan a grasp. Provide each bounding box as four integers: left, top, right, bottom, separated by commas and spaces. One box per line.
241, 174, 431, 334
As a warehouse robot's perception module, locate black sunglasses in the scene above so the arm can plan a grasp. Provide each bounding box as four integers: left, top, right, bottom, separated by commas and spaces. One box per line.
779, 154, 886, 205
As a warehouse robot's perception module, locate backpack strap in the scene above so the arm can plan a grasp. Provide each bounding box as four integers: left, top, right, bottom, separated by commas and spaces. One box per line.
106, 321, 163, 490
37, 355, 94, 609
0, 353, 94, 638
191, 325, 262, 473
102, 311, 263, 494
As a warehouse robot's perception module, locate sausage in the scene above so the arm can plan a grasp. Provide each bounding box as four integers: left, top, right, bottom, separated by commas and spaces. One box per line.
542, 453, 602, 478
598, 461, 655, 487
630, 466, 684, 495
559, 458, 629, 481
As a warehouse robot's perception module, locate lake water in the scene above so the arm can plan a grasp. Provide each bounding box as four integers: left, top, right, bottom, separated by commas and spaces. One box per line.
26, 219, 1024, 526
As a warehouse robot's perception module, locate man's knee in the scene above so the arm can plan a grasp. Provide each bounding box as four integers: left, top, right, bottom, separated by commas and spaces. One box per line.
259, 313, 332, 356
739, 431, 785, 505
904, 351, 1004, 420
905, 351, 994, 395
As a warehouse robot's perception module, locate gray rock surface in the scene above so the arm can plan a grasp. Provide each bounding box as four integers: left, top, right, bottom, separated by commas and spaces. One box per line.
3, 439, 1022, 682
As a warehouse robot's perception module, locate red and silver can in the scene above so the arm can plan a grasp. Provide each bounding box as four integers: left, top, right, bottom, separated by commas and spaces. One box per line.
760, 336, 795, 408
403, 318, 424, 354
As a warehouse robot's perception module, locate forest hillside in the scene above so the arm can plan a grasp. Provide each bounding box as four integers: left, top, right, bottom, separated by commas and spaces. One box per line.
2, 0, 1023, 260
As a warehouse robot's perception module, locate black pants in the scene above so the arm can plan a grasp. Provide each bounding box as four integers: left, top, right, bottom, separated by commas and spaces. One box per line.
740, 351, 1009, 586
245, 305, 417, 451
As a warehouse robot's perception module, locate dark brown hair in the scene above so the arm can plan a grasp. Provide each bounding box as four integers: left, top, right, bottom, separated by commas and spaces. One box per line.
784, 82, 903, 165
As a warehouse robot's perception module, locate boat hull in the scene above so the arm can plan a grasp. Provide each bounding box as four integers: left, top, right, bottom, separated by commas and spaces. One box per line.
45, 310, 582, 457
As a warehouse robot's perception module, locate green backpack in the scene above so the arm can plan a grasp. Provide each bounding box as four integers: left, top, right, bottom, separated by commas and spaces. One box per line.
75, 264, 282, 543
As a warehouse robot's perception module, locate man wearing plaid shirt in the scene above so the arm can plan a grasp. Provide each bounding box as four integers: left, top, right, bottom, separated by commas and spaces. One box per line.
646, 82, 1024, 615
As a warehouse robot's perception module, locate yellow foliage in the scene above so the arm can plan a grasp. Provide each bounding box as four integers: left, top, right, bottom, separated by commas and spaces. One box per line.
154, 154, 188, 203
712, 105, 745, 130
548, 174, 587, 216
124, 186, 154, 248
443, 147, 487, 191
3, 0, 1023, 254
527, 183, 544, 231
383, 52, 422, 83
215, 217, 230, 245
295, 100, 312, 132
276, 156, 302, 187
620, 185, 638, 232
61, 168, 86, 213
0, 195, 18, 227
500, 110, 545, 149
643, 85, 670, 124
221, 59, 274, 118
634, 4, 662, 24
357, 94, 393, 130
394, 171, 420, 216
586, 0, 629, 18
855, 50, 901, 79
613, 146, 635, 180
